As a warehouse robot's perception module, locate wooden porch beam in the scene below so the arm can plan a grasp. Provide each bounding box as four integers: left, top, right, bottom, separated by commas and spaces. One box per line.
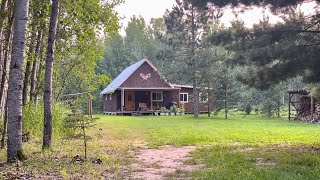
150, 91, 153, 110
311, 96, 314, 121
121, 89, 124, 112
288, 92, 291, 121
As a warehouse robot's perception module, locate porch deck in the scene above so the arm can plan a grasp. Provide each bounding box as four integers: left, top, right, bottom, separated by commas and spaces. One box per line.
103, 111, 157, 116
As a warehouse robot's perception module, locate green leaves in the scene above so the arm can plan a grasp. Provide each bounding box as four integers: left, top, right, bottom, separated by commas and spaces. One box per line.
52, 0, 120, 98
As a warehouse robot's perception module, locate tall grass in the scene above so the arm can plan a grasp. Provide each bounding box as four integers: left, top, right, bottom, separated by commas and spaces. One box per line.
23, 102, 69, 138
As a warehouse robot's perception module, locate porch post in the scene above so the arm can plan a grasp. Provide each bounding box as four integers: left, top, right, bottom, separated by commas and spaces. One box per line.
288, 92, 291, 121
121, 89, 124, 112
311, 96, 314, 121
150, 91, 153, 110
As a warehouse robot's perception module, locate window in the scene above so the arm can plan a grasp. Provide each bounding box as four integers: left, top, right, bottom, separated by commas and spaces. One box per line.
180, 93, 188, 103
152, 92, 163, 101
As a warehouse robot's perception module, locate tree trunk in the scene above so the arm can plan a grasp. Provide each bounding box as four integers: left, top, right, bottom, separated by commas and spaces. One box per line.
277, 97, 280, 118
35, 55, 43, 104
43, 0, 60, 149
7, 0, 29, 162
207, 81, 210, 117
0, 3, 13, 117
22, 28, 37, 106
34, 33, 45, 105
0, 0, 8, 87
224, 84, 228, 119
191, 5, 199, 118
1, 101, 8, 149
30, 30, 42, 104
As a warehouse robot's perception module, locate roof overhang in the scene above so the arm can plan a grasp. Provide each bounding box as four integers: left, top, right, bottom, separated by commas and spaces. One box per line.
119, 87, 180, 91
172, 84, 193, 89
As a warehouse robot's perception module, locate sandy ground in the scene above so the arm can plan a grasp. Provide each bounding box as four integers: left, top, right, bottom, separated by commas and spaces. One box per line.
129, 145, 202, 180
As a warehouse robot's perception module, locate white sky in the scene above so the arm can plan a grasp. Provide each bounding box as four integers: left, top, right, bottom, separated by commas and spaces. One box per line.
115, 0, 318, 35
115, 0, 176, 34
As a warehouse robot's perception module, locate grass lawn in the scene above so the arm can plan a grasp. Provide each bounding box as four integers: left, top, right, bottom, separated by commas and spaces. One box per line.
1, 113, 320, 179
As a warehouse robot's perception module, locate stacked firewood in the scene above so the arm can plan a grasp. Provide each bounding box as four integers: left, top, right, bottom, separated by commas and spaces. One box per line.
298, 97, 320, 123
311, 103, 320, 123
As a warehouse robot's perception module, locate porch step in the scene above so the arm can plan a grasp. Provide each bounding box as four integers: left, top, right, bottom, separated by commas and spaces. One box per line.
103, 112, 117, 115
131, 112, 142, 116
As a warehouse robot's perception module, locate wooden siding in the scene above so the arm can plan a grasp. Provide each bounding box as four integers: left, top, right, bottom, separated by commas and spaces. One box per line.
180, 87, 193, 113
103, 90, 119, 112
163, 90, 180, 109
120, 61, 171, 88
180, 87, 211, 113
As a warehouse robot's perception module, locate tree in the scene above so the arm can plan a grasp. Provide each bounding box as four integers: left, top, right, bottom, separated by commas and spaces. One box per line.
0, 0, 13, 117
98, 16, 162, 79
7, 0, 29, 162
30, 30, 42, 104
188, 0, 311, 9
53, 0, 120, 101
190, 0, 320, 89
43, 0, 59, 149
0, 0, 8, 84
164, 0, 215, 118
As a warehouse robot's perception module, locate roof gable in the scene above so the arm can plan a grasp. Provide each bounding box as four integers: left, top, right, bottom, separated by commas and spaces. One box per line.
120, 61, 173, 88
100, 59, 173, 95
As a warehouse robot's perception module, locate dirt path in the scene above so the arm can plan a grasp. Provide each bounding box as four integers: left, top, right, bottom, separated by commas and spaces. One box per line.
129, 145, 202, 180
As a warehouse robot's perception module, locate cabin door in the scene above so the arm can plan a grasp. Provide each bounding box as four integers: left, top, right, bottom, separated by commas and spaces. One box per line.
125, 91, 135, 111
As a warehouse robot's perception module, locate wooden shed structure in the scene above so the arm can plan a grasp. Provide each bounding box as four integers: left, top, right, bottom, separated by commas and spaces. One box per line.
288, 89, 317, 121
100, 59, 210, 115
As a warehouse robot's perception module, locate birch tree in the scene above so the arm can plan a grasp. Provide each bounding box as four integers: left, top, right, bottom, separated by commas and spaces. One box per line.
7, 0, 29, 162
43, 0, 59, 149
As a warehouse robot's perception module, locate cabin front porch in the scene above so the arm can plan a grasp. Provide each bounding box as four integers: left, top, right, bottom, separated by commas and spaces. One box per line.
103, 110, 156, 116
119, 88, 180, 112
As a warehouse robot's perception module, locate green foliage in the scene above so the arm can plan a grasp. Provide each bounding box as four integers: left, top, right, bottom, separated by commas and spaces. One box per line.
159, 107, 168, 113
188, 0, 305, 9
244, 104, 252, 115
52, 0, 120, 99
23, 102, 68, 138
170, 103, 178, 114
309, 84, 320, 100
209, 8, 319, 89
97, 16, 163, 80
64, 109, 96, 135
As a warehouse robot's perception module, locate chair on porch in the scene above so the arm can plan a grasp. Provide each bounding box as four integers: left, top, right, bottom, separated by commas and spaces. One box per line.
138, 103, 148, 111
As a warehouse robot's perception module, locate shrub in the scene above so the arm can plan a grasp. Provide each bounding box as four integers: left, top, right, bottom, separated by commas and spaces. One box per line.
244, 104, 252, 115
23, 102, 69, 139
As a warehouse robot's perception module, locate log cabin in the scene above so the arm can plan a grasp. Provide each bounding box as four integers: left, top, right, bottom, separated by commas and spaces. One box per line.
100, 59, 211, 115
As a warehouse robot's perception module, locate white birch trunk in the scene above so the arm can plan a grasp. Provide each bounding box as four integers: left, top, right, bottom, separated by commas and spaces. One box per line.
7, 0, 29, 162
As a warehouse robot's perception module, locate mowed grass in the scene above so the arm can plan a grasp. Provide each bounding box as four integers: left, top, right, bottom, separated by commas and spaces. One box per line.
94, 114, 320, 146
94, 114, 320, 179
1, 113, 320, 179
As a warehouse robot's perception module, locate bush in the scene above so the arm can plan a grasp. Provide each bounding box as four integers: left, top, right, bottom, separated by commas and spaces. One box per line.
23, 102, 69, 139
244, 104, 252, 115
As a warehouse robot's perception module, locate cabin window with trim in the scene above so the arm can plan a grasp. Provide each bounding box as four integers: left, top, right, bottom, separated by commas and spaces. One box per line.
152, 92, 163, 101
180, 93, 188, 103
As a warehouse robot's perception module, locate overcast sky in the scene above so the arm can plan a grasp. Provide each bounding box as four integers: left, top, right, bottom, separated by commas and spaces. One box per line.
115, 0, 318, 35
